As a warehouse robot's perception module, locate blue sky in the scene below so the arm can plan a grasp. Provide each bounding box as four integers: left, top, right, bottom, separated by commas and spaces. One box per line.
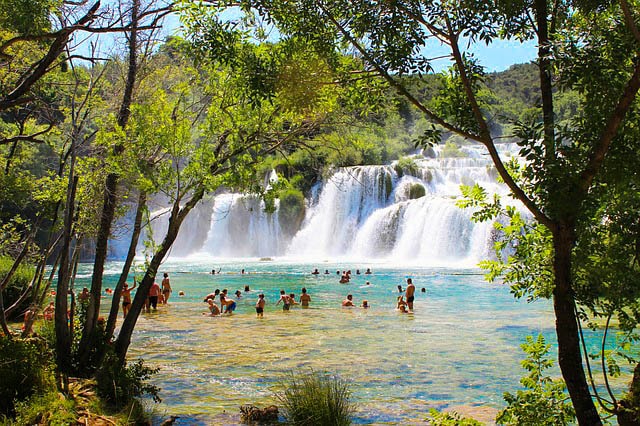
83, 6, 536, 73
467, 39, 537, 72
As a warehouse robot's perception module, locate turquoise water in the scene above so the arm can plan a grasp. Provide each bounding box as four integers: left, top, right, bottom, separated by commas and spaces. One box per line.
80, 260, 559, 424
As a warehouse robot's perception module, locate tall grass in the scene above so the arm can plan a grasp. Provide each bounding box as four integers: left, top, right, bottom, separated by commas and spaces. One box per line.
275, 371, 354, 426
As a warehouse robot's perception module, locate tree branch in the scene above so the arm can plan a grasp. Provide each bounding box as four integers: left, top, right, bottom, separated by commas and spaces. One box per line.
619, 0, 640, 46
578, 57, 640, 193
317, 3, 479, 141
0, 1, 101, 112
0, 124, 54, 145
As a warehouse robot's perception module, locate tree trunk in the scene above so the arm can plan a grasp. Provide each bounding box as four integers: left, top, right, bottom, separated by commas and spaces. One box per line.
617, 362, 640, 425
0, 286, 11, 337
115, 187, 205, 364
105, 190, 147, 339
55, 175, 78, 377
553, 225, 602, 425
78, 0, 139, 371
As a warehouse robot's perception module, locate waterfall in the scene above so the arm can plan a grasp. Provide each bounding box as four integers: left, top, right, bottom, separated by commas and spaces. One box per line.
130, 143, 519, 264
199, 194, 283, 257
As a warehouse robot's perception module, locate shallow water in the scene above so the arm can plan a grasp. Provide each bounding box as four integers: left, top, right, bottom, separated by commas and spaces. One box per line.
83, 260, 560, 424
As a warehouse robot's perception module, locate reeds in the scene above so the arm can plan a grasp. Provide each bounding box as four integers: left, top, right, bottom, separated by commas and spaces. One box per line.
275, 371, 354, 426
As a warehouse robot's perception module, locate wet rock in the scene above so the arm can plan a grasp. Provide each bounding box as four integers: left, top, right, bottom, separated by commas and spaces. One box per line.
160, 415, 179, 426
240, 404, 279, 423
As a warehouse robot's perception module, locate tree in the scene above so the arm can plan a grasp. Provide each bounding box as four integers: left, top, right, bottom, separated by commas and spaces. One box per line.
110, 32, 334, 362
247, 0, 640, 423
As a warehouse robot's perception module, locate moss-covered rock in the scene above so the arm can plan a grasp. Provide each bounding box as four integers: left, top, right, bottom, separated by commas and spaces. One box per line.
408, 183, 426, 199
278, 189, 306, 236
395, 156, 420, 177
385, 172, 393, 200
441, 141, 467, 158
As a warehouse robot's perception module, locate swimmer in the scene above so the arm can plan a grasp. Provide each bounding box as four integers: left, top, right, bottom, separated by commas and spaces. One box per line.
397, 284, 403, 293
421, 287, 426, 293
179, 291, 185, 296
161, 272, 172, 304
78, 287, 90, 303
396, 295, 408, 313
220, 293, 236, 315
362, 300, 369, 308
121, 279, 137, 318
43, 302, 55, 320
324, 269, 330, 274
256, 293, 265, 317
342, 294, 355, 307
405, 278, 415, 312
244, 285, 250, 292
300, 288, 311, 308
312, 268, 320, 275
235, 290, 242, 298
204, 298, 220, 316
365, 268, 372, 275
276, 290, 291, 311
289, 293, 298, 306
148, 281, 161, 311
203, 289, 220, 302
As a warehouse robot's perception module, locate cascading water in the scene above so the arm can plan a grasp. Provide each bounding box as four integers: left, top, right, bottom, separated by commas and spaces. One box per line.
134, 143, 518, 264
199, 194, 283, 257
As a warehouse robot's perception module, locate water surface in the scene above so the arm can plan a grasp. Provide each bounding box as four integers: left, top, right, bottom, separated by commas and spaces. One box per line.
85, 260, 558, 424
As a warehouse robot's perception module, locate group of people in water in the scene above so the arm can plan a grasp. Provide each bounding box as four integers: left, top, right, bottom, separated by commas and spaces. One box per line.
312, 267, 372, 284
118, 272, 173, 317
82, 266, 423, 320
197, 267, 420, 317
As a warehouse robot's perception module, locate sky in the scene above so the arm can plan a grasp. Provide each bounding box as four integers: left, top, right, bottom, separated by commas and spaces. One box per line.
78, 5, 537, 73
465, 39, 537, 72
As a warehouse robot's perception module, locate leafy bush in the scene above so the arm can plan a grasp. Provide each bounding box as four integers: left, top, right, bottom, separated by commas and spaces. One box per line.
275, 371, 354, 426
0, 337, 54, 417
428, 409, 483, 425
96, 351, 161, 410
12, 389, 76, 425
0, 256, 35, 321
496, 335, 575, 425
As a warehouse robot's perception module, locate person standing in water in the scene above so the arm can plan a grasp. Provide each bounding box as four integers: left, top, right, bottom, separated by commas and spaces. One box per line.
161, 272, 172, 304
121, 278, 137, 318
148, 280, 161, 311
289, 293, 298, 307
300, 288, 311, 308
276, 290, 291, 311
256, 293, 266, 317
405, 278, 416, 312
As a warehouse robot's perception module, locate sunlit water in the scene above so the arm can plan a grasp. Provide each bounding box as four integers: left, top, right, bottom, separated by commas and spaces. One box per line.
80, 259, 561, 424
